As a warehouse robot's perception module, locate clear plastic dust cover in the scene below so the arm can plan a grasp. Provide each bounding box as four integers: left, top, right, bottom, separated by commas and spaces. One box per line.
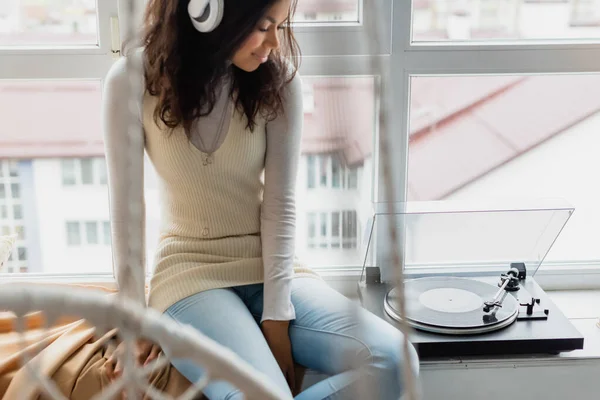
360, 198, 574, 282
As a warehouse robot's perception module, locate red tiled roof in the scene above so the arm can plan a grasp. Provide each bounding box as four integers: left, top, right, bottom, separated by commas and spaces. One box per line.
301, 77, 375, 165
408, 75, 600, 200
2, 73, 600, 203
0, 81, 104, 158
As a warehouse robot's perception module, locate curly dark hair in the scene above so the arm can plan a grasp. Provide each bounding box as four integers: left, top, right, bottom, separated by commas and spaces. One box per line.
141, 0, 300, 136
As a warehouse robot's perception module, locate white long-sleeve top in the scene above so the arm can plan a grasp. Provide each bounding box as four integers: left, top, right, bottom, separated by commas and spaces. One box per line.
102, 50, 316, 322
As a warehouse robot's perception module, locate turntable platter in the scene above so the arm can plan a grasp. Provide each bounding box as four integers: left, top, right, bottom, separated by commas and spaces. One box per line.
385, 277, 519, 335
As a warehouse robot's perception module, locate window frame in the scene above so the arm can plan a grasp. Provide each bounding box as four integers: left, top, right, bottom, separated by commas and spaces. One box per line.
292, 0, 392, 56
1, 0, 599, 291
0, 1, 117, 80
374, 1, 600, 288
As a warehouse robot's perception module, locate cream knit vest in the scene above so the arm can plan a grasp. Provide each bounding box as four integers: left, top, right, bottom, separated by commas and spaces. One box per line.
143, 93, 270, 312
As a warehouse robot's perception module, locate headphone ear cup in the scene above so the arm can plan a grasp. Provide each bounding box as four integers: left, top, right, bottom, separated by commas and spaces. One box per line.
189, 0, 225, 33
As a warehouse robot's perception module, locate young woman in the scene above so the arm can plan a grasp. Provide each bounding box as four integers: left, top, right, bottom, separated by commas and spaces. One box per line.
102, 0, 418, 399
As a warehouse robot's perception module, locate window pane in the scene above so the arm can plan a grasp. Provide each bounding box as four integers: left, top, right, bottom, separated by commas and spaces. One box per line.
0, 205, 6, 219
307, 155, 316, 189
295, 0, 360, 23
331, 211, 341, 248
80, 158, 94, 184
103, 221, 111, 245
319, 156, 328, 187
85, 221, 98, 244
332, 156, 341, 188
2, 80, 108, 273
98, 158, 107, 184
9, 161, 18, 177
17, 247, 27, 261
0, 0, 99, 46
66, 222, 81, 246
10, 183, 20, 199
412, 0, 600, 42
408, 74, 600, 264
347, 167, 358, 189
13, 204, 22, 220
61, 159, 77, 185
296, 76, 376, 267
15, 225, 24, 240
0, 184, 4, 199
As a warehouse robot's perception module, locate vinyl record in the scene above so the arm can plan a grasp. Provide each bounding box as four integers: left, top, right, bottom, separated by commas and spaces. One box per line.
385, 277, 519, 335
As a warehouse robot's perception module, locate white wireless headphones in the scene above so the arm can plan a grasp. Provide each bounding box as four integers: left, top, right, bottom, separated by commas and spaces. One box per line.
188, 0, 225, 33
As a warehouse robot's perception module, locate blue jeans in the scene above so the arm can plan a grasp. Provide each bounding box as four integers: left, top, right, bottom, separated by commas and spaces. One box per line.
165, 278, 419, 400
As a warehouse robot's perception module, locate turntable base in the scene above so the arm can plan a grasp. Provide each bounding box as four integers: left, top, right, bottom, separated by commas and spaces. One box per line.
358, 276, 584, 358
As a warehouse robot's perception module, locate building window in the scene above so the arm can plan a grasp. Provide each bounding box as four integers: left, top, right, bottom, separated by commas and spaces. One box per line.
67, 220, 111, 247
319, 157, 328, 187
62, 159, 77, 185
307, 155, 316, 189
332, 157, 342, 188
85, 221, 98, 244
15, 225, 25, 240
0, 205, 6, 219
307, 210, 359, 249
80, 159, 94, 184
103, 221, 111, 245
0, 184, 5, 199
342, 211, 358, 249
8, 161, 18, 178
61, 157, 108, 186
10, 183, 20, 199
17, 247, 27, 261
66, 222, 81, 246
13, 204, 22, 220
307, 154, 361, 190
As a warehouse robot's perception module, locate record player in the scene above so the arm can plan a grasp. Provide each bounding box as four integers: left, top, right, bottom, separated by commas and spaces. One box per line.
356, 199, 585, 358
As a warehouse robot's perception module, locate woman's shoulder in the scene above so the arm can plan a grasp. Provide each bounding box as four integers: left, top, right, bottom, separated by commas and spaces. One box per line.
104, 48, 146, 95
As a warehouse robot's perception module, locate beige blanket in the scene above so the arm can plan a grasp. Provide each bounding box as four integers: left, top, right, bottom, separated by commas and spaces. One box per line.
0, 284, 193, 400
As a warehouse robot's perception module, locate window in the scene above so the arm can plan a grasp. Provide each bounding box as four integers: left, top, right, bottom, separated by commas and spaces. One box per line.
381, 1, 600, 284
10, 183, 20, 199
306, 154, 362, 190
408, 74, 600, 264
61, 159, 77, 185
61, 157, 107, 186
85, 221, 99, 244
80, 159, 94, 184
103, 221, 111, 246
296, 76, 375, 268
292, 0, 391, 56
305, 210, 360, 249
0, 0, 99, 46
412, 0, 600, 41
66, 222, 82, 246
66, 220, 110, 247
307, 155, 316, 188
12, 204, 22, 220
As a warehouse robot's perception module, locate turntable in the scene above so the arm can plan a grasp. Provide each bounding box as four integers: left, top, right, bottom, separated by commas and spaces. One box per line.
357, 199, 585, 358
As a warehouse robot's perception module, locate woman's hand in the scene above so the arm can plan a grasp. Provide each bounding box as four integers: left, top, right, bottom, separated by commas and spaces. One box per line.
105, 338, 162, 381
261, 320, 297, 395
